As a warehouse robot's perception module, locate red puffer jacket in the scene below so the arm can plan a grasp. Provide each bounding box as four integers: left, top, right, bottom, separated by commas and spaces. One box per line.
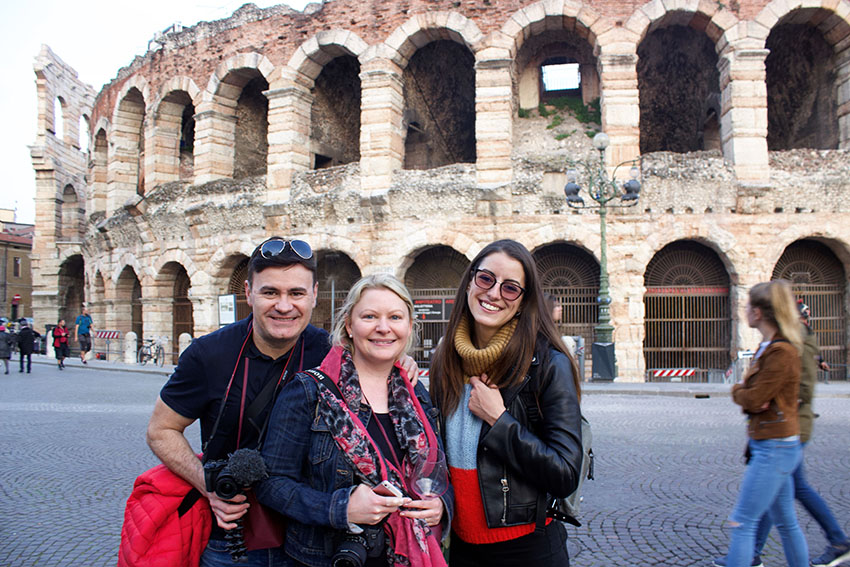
117, 462, 212, 567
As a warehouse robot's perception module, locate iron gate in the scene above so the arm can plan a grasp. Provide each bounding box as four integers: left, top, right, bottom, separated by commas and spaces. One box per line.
794, 284, 846, 381
644, 286, 732, 381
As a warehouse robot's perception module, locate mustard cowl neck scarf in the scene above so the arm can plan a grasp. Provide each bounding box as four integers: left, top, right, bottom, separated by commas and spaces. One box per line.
453, 315, 518, 381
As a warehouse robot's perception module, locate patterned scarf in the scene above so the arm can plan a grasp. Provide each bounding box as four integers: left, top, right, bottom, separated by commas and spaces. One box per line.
311, 347, 446, 567
453, 316, 518, 381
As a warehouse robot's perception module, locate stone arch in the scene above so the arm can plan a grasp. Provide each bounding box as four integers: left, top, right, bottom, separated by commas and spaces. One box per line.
213, 252, 253, 323
287, 30, 369, 82
313, 249, 362, 331
632, 0, 732, 46
636, 9, 725, 153
384, 12, 484, 68
91, 127, 108, 213
401, 243, 471, 362
153, 261, 194, 360
206, 52, 275, 100
57, 254, 85, 325
287, 35, 368, 170
756, 4, 850, 149
643, 239, 733, 378
114, 265, 143, 345
533, 242, 600, 349
498, 2, 604, 61
110, 78, 149, 208
60, 184, 83, 240
53, 96, 66, 140
150, 77, 202, 185
772, 238, 848, 380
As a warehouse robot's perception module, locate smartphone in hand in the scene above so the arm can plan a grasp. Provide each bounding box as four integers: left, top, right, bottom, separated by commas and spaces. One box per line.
372, 480, 404, 498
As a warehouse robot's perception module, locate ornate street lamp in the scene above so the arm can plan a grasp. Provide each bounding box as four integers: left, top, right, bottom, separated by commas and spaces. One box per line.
564, 132, 641, 380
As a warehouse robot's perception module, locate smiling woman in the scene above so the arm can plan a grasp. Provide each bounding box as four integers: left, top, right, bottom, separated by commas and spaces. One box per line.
257, 273, 453, 567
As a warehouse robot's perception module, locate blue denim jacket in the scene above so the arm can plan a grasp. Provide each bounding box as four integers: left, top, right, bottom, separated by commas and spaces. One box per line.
256, 371, 453, 567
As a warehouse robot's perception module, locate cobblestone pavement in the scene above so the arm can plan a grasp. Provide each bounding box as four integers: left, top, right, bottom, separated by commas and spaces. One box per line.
1, 357, 848, 566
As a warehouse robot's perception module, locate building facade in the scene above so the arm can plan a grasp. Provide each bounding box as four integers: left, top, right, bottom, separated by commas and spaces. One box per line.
30, 0, 850, 379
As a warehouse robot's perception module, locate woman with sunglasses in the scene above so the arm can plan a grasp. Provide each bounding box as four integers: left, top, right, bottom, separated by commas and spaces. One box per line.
429, 239, 583, 566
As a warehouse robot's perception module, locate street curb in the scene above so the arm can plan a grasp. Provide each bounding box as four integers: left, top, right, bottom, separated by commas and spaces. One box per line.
31, 355, 173, 377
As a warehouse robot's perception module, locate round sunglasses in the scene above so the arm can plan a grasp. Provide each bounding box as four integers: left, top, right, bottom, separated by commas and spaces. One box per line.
472, 269, 525, 301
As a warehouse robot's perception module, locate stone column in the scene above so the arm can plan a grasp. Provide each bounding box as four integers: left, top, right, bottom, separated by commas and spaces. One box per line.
107, 102, 145, 215
193, 105, 237, 184
475, 57, 513, 187
837, 46, 850, 149
598, 53, 640, 169
265, 77, 313, 202
359, 58, 404, 194
718, 48, 770, 183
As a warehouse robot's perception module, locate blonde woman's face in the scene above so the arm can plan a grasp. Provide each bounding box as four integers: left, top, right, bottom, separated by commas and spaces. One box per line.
346, 288, 412, 366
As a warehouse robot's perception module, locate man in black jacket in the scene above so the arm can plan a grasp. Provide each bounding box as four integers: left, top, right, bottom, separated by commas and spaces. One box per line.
17, 321, 40, 373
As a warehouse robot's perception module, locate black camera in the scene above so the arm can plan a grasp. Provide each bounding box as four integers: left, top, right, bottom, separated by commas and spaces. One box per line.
332, 524, 386, 567
203, 458, 241, 500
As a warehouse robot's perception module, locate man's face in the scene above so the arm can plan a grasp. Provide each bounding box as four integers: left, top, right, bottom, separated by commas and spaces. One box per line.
244, 264, 317, 356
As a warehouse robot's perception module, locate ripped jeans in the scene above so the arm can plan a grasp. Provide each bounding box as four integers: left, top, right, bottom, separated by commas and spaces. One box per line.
725, 437, 808, 567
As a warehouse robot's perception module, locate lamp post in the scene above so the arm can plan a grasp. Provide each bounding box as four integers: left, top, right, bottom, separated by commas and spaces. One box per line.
564, 132, 641, 380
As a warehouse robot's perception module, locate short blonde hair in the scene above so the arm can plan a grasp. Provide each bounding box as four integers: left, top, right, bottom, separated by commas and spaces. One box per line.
331, 273, 420, 355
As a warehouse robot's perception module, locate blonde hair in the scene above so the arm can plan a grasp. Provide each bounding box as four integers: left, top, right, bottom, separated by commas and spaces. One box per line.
331, 273, 419, 355
749, 280, 802, 353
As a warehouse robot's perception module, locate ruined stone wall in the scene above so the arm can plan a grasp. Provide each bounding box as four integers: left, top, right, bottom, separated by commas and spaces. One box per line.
33, 0, 850, 381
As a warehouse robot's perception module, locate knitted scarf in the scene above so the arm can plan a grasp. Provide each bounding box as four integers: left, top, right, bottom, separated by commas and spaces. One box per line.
311, 346, 446, 567
454, 316, 518, 381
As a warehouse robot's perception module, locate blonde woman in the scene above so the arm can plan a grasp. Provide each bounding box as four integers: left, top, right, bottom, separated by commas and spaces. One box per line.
716, 280, 807, 567
258, 274, 451, 567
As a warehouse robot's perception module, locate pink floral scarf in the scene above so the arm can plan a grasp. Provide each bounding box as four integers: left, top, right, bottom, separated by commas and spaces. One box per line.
308, 347, 446, 567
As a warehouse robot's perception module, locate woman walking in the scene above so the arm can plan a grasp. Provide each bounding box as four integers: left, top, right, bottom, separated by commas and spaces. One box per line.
430, 239, 583, 567
52, 319, 70, 370
716, 280, 808, 567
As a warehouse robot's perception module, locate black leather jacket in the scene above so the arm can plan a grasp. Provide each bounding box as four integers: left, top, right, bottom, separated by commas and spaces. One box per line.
476, 344, 583, 528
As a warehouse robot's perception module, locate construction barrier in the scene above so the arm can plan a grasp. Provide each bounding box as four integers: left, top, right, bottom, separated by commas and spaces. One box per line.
93, 330, 122, 361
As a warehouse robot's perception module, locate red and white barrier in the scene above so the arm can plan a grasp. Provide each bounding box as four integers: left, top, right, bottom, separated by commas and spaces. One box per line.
95, 330, 121, 339
652, 368, 696, 378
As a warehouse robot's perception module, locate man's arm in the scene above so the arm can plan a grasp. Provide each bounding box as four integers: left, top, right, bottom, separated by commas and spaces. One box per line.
74, 322, 79, 342
146, 396, 249, 529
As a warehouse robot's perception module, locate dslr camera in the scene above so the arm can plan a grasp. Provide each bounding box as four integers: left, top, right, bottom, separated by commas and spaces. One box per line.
332, 524, 386, 567
203, 458, 241, 500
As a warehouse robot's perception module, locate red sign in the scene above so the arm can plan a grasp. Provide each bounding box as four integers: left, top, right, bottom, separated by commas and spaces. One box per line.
12, 294, 21, 304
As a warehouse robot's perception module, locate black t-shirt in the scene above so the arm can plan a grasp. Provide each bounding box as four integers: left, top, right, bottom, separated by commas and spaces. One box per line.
159, 315, 331, 459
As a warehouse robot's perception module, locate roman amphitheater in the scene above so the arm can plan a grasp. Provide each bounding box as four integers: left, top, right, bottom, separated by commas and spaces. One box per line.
30, 0, 850, 380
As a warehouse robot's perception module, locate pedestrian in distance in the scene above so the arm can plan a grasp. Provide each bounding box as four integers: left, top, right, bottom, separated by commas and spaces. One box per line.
429, 239, 583, 567
17, 320, 39, 374
143, 237, 419, 567
75, 306, 94, 364
715, 280, 808, 567
52, 319, 71, 370
257, 273, 452, 567
747, 301, 850, 567
0, 325, 13, 374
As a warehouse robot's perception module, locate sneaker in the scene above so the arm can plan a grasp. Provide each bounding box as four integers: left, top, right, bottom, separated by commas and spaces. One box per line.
82, 359, 87, 365
713, 556, 764, 567
812, 544, 850, 567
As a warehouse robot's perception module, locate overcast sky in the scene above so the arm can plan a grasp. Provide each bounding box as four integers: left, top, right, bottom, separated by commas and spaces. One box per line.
0, 0, 310, 224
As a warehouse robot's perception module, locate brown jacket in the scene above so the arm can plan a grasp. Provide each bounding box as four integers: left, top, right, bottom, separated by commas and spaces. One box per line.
732, 338, 801, 440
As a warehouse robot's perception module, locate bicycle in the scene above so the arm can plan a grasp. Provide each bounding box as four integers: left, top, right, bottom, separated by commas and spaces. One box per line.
137, 337, 167, 366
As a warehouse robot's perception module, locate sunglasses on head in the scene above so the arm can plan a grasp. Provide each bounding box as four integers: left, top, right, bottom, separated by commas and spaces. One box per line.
254, 238, 313, 260
472, 268, 525, 301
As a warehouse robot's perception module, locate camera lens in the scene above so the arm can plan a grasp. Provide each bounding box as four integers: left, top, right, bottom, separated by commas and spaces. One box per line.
215, 475, 240, 500
332, 535, 368, 567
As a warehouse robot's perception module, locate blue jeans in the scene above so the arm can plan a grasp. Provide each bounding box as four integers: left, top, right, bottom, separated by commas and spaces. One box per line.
201, 538, 291, 567
755, 442, 850, 552
725, 438, 808, 567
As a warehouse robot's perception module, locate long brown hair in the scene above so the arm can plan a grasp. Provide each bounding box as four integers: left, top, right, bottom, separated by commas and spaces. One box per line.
430, 239, 581, 416
749, 280, 803, 353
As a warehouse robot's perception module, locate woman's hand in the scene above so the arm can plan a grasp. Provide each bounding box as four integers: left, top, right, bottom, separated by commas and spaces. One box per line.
400, 497, 444, 527
347, 484, 409, 525
397, 355, 420, 385
468, 374, 505, 426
